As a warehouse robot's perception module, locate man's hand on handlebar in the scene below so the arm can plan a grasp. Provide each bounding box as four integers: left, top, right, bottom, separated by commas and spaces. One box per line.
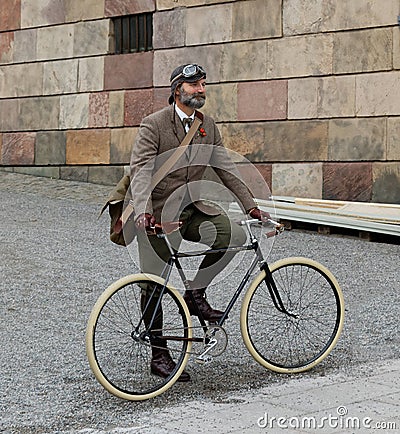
248, 207, 271, 222
135, 213, 156, 231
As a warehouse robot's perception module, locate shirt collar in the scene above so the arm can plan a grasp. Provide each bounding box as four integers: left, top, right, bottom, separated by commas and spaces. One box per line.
175, 104, 195, 122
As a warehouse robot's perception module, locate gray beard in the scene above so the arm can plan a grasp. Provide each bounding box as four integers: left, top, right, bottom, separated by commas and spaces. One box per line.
179, 88, 206, 109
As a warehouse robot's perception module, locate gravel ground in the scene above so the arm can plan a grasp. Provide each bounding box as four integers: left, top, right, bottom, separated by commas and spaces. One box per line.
0, 172, 399, 433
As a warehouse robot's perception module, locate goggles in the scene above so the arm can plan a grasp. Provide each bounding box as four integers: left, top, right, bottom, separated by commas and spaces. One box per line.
170, 64, 206, 84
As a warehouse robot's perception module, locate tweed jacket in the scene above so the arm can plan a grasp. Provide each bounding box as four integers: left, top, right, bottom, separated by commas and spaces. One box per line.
130, 105, 256, 221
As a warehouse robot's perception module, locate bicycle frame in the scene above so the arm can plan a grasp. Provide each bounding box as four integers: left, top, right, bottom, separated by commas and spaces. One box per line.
87, 217, 344, 400
139, 219, 291, 342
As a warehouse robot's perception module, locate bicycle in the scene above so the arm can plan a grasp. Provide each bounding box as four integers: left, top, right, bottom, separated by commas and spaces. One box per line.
86, 218, 345, 401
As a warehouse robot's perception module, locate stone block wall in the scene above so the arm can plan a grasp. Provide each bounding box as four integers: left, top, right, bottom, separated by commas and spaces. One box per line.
0, 0, 399, 203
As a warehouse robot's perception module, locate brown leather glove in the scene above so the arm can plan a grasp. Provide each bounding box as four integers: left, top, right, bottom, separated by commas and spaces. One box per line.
135, 213, 156, 231
248, 207, 271, 222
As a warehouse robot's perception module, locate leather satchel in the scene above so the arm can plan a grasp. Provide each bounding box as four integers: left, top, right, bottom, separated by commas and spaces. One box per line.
101, 113, 203, 246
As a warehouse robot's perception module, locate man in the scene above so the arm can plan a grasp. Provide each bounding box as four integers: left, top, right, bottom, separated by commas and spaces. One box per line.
130, 64, 269, 382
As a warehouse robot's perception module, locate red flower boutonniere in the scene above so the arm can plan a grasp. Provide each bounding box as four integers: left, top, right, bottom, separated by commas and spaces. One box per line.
198, 127, 207, 137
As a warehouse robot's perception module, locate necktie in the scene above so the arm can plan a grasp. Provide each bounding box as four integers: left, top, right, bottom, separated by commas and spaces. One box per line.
183, 117, 193, 131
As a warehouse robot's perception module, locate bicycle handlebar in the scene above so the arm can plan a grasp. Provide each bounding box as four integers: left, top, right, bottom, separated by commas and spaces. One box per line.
239, 218, 285, 238
146, 218, 284, 237
150, 221, 183, 235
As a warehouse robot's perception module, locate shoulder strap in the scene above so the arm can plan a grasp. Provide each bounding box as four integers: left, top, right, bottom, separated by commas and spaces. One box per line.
150, 114, 202, 189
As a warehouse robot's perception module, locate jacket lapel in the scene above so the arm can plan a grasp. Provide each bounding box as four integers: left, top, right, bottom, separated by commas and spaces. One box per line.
170, 106, 186, 144
188, 111, 204, 163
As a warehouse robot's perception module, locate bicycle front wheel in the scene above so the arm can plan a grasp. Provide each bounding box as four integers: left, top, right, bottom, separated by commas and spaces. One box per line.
241, 257, 344, 373
86, 274, 192, 401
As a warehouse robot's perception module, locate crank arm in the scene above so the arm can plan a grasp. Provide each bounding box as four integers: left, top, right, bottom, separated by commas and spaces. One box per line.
195, 338, 217, 364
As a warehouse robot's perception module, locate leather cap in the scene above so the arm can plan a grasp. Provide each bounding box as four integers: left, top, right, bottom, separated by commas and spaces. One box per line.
168, 64, 206, 104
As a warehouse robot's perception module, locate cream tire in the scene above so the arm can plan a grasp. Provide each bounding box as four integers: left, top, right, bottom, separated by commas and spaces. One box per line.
86, 274, 192, 400
241, 257, 344, 374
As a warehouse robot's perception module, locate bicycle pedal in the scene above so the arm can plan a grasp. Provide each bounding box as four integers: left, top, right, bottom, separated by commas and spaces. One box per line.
195, 354, 213, 365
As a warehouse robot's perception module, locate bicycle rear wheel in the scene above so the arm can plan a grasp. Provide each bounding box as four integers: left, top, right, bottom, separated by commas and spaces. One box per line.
86, 274, 192, 400
241, 257, 344, 373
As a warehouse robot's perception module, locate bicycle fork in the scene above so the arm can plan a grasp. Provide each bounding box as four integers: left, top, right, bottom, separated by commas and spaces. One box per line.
261, 263, 298, 319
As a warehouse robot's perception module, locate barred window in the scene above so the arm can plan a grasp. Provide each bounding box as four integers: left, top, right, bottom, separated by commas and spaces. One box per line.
112, 13, 153, 54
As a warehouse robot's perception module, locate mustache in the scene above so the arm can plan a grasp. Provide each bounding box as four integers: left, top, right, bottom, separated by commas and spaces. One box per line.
191, 93, 206, 99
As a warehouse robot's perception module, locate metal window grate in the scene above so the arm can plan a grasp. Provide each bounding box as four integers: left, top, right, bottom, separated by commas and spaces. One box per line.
113, 13, 153, 54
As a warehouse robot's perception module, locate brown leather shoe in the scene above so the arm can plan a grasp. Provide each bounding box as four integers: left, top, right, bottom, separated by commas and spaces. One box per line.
183, 288, 224, 323
151, 348, 191, 382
